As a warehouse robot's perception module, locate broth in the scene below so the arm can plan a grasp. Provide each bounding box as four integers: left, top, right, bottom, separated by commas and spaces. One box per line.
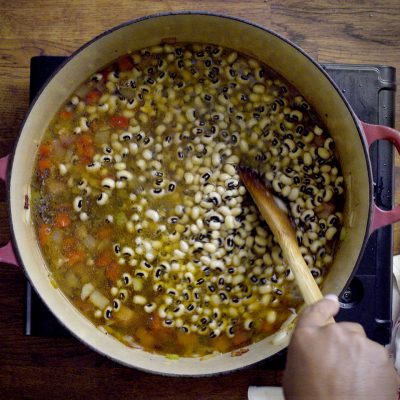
31, 42, 344, 357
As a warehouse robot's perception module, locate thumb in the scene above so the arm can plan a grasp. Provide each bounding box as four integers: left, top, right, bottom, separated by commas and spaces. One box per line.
296, 294, 340, 328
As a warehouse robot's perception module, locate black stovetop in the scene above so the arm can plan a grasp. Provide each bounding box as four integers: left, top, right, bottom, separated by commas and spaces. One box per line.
25, 57, 396, 363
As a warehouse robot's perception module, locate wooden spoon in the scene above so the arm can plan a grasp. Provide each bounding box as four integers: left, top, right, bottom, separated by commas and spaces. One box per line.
238, 166, 329, 308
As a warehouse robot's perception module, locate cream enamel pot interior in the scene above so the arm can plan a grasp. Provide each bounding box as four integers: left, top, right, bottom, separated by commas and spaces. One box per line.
1, 12, 400, 376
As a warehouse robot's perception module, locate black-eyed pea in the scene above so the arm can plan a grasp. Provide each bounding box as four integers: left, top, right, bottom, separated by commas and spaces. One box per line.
325, 226, 338, 240
303, 130, 315, 143
317, 147, 331, 160
303, 152, 313, 166
304, 255, 314, 267
281, 185, 291, 197
314, 125, 323, 135
104, 306, 113, 320
310, 240, 322, 254
290, 109, 303, 122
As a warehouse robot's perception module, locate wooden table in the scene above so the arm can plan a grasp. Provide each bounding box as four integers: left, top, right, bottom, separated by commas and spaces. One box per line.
1, 1, 400, 398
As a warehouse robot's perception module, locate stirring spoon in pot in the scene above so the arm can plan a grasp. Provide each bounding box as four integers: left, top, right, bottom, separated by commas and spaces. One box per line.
238, 166, 335, 320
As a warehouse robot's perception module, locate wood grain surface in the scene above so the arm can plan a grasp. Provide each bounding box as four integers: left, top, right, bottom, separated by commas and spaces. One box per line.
1, 1, 400, 399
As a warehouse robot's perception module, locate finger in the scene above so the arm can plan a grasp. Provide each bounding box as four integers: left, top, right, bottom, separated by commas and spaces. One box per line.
336, 322, 366, 337
296, 295, 340, 328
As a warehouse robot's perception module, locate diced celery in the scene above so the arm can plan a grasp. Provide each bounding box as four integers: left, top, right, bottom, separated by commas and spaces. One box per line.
165, 354, 179, 360
81, 282, 95, 300
49, 276, 58, 289
115, 212, 128, 227
89, 290, 109, 310
30, 189, 41, 204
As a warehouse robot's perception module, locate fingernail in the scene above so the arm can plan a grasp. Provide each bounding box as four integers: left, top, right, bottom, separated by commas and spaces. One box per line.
324, 294, 339, 303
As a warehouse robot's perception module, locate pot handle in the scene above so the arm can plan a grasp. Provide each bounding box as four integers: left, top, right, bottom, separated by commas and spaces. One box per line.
0, 154, 18, 266
361, 121, 400, 232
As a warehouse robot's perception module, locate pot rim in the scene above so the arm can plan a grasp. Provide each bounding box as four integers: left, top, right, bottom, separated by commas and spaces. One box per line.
7, 11, 374, 375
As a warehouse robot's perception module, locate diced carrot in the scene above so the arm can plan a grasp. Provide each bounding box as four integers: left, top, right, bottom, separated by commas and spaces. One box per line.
232, 329, 251, 347
63, 237, 77, 251
96, 250, 113, 267
66, 249, 85, 266
85, 89, 101, 105
76, 134, 94, 160
106, 262, 120, 281
109, 115, 129, 129
77, 133, 93, 146
38, 224, 51, 246
59, 110, 73, 120
38, 158, 52, 175
117, 55, 134, 72
63, 237, 85, 266
97, 226, 113, 240
55, 212, 71, 228
150, 313, 164, 331
38, 143, 52, 158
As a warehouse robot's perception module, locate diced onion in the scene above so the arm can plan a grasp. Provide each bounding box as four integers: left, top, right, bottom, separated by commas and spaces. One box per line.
65, 272, 80, 289
47, 179, 66, 195
65, 149, 74, 162
119, 87, 135, 99
81, 282, 95, 300
52, 139, 66, 158
89, 290, 109, 310
115, 305, 135, 322
83, 234, 97, 250
51, 229, 63, 245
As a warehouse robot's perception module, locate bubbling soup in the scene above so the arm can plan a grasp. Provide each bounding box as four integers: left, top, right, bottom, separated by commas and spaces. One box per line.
31, 42, 344, 357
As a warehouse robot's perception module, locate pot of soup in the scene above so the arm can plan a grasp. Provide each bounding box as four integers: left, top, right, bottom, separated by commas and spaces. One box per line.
1, 12, 400, 376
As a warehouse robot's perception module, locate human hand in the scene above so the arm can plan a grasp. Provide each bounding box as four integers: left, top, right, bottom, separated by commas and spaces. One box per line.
283, 295, 399, 400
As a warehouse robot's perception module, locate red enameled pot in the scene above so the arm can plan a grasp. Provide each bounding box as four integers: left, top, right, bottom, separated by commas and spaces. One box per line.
0, 12, 399, 376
